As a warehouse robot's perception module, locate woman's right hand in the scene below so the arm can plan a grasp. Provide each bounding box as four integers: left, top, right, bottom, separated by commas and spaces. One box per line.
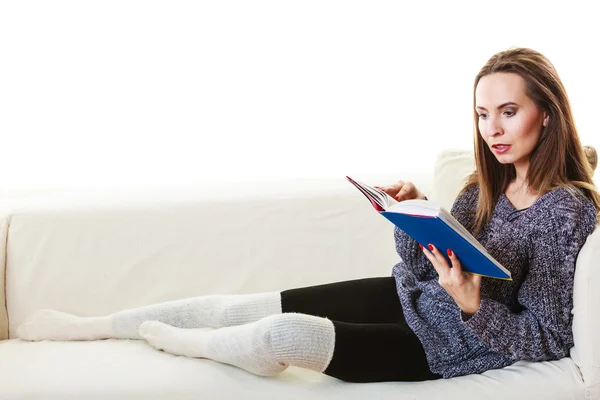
377, 180, 426, 202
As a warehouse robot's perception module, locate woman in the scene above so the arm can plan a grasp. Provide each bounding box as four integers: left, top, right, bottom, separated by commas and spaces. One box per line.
18, 48, 600, 383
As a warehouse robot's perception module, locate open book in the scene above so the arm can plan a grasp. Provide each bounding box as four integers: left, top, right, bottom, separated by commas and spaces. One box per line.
347, 176, 511, 280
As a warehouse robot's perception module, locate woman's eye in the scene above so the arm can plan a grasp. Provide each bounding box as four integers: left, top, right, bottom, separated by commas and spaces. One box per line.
504, 110, 515, 117
478, 114, 488, 120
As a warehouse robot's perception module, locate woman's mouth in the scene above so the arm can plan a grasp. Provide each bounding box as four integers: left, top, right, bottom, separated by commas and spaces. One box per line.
492, 144, 511, 154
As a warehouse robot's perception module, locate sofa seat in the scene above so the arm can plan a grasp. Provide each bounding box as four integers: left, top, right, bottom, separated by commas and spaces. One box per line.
0, 338, 584, 400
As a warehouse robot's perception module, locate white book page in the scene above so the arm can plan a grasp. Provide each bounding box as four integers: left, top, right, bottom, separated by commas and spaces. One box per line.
347, 177, 398, 210
387, 199, 438, 216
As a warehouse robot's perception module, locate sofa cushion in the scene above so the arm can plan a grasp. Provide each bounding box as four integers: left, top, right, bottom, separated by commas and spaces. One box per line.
431, 149, 475, 210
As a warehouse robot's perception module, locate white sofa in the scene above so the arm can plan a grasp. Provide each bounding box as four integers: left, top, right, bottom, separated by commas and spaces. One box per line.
0, 150, 598, 400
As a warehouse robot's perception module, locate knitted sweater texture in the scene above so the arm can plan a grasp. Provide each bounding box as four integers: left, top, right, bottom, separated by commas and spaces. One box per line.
391, 184, 597, 378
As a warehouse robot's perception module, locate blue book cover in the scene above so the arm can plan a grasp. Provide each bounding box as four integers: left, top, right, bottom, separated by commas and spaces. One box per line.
346, 176, 511, 280
380, 211, 511, 280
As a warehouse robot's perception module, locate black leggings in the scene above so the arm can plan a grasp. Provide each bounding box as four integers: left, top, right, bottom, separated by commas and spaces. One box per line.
281, 277, 441, 383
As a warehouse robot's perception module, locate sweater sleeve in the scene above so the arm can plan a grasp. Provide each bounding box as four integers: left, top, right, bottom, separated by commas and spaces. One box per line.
392, 225, 436, 280
393, 184, 479, 281
462, 194, 597, 361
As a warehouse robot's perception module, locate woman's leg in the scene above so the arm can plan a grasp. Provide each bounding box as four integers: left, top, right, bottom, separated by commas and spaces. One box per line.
281, 277, 403, 323
17, 291, 282, 341
281, 278, 437, 382
139, 312, 439, 383
140, 313, 335, 377
324, 320, 439, 382
17, 277, 400, 341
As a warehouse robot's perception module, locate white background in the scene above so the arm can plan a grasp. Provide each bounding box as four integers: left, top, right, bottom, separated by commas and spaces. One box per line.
1, 1, 598, 194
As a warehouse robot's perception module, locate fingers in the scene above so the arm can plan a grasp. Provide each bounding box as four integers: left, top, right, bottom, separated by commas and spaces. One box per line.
427, 246, 481, 284
422, 245, 482, 314
420, 244, 449, 277
395, 182, 417, 201
378, 180, 421, 201
446, 248, 464, 279
421, 245, 467, 281
446, 250, 480, 287
377, 180, 404, 198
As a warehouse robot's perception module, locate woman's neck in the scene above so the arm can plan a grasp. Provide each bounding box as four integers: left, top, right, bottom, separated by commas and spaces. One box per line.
513, 160, 529, 186
505, 179, 539, 210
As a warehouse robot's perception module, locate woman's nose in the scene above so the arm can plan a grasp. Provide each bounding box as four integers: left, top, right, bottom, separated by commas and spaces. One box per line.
484, 116, 503, 137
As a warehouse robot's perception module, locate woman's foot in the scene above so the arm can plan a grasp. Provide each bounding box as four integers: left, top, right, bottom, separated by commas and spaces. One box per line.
17, 310, 114, 341
139, 321, 213, 357
139, 320, 288, 376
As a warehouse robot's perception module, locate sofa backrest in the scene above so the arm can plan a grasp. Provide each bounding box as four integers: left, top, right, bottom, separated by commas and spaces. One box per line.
433, 149, 600, 395
2, 172, 433, 340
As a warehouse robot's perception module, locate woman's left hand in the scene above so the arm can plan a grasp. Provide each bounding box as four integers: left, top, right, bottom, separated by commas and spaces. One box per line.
421, 244, 482, 315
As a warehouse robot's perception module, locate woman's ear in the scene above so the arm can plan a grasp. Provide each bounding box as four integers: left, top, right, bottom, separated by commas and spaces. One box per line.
543, 114, 549, 127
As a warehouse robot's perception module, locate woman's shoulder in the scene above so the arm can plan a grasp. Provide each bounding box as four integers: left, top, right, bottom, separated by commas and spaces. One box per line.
536, 185, 594, 214
451, 183, 480, 212
530, 185, 597, 234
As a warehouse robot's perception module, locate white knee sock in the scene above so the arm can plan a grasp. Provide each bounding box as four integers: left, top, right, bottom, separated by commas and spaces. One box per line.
17, 292, 282, 341
139, 313, 336, 377
112, 292, 282, 339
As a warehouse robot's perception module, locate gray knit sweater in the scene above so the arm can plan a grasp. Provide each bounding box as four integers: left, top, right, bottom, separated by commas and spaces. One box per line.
391, 184, 597, 378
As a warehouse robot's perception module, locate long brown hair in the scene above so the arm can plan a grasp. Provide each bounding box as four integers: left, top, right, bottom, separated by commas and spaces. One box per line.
464, 47, 600, 234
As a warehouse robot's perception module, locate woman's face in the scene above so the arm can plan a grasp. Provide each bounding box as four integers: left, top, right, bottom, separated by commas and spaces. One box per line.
475, 72, 547, 168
